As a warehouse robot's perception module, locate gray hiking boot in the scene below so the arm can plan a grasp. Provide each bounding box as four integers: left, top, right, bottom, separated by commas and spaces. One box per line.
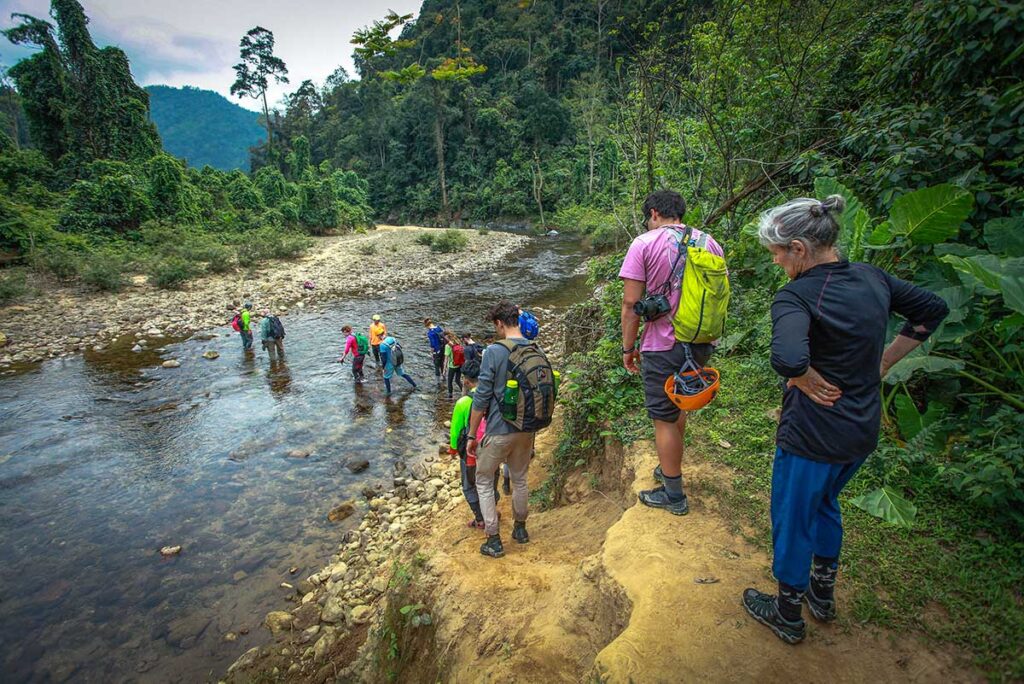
638, 485, 689, 515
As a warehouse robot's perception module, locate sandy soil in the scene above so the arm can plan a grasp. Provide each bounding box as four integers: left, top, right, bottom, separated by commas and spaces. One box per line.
387, 427, 980, 683
0, 226, 527, 370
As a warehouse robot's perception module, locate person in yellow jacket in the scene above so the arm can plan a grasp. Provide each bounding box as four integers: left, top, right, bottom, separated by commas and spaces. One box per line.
369, 314, 387, 369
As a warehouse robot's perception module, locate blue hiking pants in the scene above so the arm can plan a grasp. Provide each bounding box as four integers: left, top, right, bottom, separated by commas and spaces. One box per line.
771, 446, 865, 590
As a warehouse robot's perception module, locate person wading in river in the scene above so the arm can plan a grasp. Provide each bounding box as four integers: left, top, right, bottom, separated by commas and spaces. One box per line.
259, 309, 285, 361
741, 195, 949, 644
338, 325, 366, 383
237, 302, 254, 352
444, 331, 465, 399
619, 190, 726, 515
369, 315, 387, 369
424, 318, 446, 383
380, 336, 417, 395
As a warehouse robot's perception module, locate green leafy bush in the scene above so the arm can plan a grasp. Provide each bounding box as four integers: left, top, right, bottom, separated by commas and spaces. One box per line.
0, 270, 28, 303
34, 243, 82, 280
234, 227, 311, 263
414, 232, 435, 247
147, 255, 199, 289
428, 229, 469, 253
357, 242, 377, 256
79, 250, 126, 292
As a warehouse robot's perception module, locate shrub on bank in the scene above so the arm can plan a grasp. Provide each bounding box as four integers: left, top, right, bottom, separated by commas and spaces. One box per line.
79, 250, 126, 292
147, 255, 199, 289
0, 270, 28, 303
428, 229, 468, 253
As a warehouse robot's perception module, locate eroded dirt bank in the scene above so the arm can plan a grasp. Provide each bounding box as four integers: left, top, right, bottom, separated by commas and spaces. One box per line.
0, 226, 527, 369
226, 418, 980, 683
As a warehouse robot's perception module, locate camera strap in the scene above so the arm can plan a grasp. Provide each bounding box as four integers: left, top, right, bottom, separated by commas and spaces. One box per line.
653, 225, 693, 296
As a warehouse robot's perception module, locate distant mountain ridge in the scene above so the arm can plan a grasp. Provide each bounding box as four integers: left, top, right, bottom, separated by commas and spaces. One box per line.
146, 85, 264, 171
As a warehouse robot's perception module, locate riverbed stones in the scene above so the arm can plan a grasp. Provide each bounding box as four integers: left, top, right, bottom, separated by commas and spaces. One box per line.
350, 605, 373, 625
320, 597, 346, 624
327, 501, 356, 522
291, 602, 321, 630
202, 350, 219, 360
131, 344, 143, 353
161, 359, 180, 368
264, 611, 293, 635
345, 458, 370, 473
329, 562, 349, 581
159, 545, 182, 556
287, 448, 311, 459
227, 647, 260, 674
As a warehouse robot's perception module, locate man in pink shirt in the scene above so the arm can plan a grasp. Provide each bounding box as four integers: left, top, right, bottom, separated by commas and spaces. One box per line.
619, 190, 726, 516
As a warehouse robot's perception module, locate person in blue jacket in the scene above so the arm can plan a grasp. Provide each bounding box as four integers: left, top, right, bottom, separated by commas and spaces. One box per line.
424, 317, 446, 382
380, 336, 417, 395
742, 194, 950, 644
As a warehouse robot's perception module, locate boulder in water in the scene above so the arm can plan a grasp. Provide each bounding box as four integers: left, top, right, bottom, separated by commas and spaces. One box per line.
131, 344, 143, 353
327, 501, 356, 522
346, 459, 370, 473
160, 545, 182, 556
161, 359, 180, 368
264, 611, 293, 635
202, 350, 219, 360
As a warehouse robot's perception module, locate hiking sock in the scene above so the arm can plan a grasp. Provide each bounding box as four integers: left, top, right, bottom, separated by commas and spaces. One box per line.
662, 473, 685, 503
777, 582, 805, 622
810, 555, 838, 601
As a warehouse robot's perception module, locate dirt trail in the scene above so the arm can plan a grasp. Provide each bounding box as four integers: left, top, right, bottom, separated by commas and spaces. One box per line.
412, 425, 979, 682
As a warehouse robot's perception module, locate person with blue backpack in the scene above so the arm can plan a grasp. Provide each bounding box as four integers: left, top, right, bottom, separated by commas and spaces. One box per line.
424, 318, 446, 382
380, 336, 417, 395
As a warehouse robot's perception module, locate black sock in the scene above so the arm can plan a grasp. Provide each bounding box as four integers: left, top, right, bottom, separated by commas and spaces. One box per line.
662, 473, 684, 502
810, 555, 838, 600
777, 582, 804, 622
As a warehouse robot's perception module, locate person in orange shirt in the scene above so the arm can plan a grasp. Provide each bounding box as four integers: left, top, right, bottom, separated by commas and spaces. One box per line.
369, 314, 387, 369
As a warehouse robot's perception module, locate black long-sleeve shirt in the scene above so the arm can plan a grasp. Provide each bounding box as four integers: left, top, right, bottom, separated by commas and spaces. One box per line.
771, 260, 949, 463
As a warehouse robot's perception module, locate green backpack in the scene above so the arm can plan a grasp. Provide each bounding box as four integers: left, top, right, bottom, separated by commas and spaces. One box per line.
354, 332, 370, 355
668, 227, 730, 344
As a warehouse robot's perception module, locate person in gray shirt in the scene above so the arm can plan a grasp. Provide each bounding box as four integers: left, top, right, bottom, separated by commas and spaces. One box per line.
467, 300, 536, 558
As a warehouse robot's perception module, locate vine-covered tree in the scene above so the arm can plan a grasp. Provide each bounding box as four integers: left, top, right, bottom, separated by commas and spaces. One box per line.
230, 26, 289, 157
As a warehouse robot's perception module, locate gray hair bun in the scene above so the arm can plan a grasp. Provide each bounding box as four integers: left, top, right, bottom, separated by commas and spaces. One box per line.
818, 194, 846, 216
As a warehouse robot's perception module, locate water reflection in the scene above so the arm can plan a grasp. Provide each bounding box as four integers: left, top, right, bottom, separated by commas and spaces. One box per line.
267, 359, 293, 398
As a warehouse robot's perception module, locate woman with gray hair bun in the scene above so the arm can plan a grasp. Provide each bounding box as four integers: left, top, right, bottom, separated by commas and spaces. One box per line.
741, 194, 950, 644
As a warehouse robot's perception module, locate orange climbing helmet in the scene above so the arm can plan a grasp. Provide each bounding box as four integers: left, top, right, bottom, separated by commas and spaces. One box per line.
663, 346, 720, 412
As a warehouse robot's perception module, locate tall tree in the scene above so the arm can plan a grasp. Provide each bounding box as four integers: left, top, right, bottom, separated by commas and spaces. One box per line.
231, 26, 289, 155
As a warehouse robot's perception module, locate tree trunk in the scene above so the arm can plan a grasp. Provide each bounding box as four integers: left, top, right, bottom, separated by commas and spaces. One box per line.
532, 152, 546, 229
587, 129, 595, 195
261, 91, 273, 153
432, 83, 449, 223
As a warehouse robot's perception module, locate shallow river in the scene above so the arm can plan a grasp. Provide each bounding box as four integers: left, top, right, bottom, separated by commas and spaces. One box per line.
0, 236, 590, 682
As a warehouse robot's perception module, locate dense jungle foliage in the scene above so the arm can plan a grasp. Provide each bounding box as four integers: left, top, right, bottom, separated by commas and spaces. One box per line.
146, 86, 265, 171
0, 0, 372, 292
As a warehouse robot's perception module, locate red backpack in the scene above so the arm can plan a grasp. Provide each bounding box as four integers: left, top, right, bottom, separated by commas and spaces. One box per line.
452, 344, 465, 366
230, 313, 242, 332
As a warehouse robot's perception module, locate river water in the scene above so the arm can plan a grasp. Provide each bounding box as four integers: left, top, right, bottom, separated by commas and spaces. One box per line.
0, 236, 590, 683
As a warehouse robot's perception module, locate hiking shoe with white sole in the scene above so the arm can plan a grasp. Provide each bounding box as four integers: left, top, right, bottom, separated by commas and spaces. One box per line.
480, 534, 505, 558
805, 585, 836, 622
638, 485, 689, 515
742, 589, 806, 644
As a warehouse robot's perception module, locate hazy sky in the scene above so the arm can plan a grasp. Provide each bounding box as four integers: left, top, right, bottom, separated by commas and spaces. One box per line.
0, 0, 422, 110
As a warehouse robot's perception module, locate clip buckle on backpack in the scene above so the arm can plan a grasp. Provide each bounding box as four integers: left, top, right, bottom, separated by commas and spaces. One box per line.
664, 343, 720, 412
498, 340, 555, 431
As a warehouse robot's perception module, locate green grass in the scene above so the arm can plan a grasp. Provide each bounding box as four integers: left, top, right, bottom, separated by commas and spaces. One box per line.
686, 355, 1024, 680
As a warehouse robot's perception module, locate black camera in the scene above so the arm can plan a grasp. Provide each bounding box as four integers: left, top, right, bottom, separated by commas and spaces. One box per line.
633, 294, 671, 321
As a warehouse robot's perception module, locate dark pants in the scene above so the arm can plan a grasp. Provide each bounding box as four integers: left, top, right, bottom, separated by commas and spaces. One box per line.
447, 366, 463, 397
432, 349, 444, 378
372, 344, 381, 367
459, 459, 500, 521
352, 353, 365, 381
771, 446, 865, 591
240, 330, 253, 350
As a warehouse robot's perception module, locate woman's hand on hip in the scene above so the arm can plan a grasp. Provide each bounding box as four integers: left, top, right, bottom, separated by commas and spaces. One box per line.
787, 367, 842, 407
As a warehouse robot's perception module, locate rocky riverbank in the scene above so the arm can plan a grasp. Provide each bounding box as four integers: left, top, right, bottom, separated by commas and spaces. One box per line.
0, 226, 528, 371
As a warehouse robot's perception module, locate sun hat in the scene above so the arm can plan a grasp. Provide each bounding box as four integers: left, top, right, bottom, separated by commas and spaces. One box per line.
372, 314, 381, 321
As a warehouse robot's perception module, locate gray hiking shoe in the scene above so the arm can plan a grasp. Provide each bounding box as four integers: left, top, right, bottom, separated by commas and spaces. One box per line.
638, 485, 689, 515
742, 588, 806, 644
805, 584, 837, 622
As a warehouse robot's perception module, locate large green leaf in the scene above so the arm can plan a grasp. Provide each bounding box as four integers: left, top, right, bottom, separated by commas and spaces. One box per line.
850, 486, 917, 528
884, 353, 964, 384
941, 254, 1024, 314
984, 217, 1024, 257
894, 394, 946, 448
888, 184, 974, 245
